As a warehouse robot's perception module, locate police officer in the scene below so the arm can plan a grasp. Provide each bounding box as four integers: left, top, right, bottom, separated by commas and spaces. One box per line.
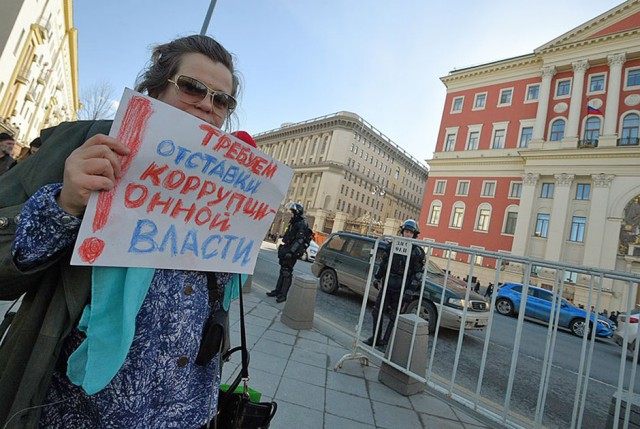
364, 219, 425, 347
267, 202, 309, 303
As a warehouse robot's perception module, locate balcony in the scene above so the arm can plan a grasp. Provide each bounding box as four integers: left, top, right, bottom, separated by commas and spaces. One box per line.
577, 139, 598, 148
617, 137, 640, 146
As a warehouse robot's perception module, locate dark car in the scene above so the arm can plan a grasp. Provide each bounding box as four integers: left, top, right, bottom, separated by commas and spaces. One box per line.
310, 231, 489, 333
495, 283, 615, 338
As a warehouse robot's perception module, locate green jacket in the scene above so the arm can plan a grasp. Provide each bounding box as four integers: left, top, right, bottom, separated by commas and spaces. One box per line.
0, 121, 112, 428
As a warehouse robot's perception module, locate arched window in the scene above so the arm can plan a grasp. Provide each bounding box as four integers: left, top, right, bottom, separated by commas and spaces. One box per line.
450, 201, 465, 229
427, 200, 442, 226
475, 203, 492, 232
620, 113, 640, 146
549, 119, 565, 141
583, 117, 601, 146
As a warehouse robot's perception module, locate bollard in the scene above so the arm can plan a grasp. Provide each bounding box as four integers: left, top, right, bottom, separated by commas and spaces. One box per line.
280, 274, 317, 330
606, 390, 640, 428
378, 313, 428, 396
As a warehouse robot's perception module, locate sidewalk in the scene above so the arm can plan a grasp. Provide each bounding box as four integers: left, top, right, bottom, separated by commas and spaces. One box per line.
225, 280, 497, 429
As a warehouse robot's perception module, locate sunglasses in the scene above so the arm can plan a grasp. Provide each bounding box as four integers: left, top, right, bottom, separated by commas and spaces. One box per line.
168, 75, 237, 113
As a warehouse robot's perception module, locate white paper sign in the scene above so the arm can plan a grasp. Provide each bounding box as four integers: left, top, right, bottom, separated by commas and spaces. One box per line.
391, 238, 410, 256
71, 89, 293, 273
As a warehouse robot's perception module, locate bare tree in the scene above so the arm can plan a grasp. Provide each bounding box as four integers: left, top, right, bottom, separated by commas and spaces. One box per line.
77, 81, 116, 120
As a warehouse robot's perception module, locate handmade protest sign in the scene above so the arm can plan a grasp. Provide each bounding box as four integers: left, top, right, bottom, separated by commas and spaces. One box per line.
71, 88, 293, 274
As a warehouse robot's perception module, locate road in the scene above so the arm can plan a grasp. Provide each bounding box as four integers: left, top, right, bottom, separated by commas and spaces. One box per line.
255, 244, 640, 428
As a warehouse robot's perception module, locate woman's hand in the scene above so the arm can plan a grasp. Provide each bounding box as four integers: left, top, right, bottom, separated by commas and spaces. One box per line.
57, 134, 131, 217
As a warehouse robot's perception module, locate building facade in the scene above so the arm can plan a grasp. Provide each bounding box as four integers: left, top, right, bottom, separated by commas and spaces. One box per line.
254, 111, 428, 238
420, 0, 640, 311
0, 0, 79, 145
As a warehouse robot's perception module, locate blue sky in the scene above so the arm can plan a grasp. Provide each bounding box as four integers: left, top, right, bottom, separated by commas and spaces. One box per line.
74, 0, 624, 167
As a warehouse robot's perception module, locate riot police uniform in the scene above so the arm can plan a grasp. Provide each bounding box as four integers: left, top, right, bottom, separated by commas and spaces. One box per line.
364, 219, 425, 348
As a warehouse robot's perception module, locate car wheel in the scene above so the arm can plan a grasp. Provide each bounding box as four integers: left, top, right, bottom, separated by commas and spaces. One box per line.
569, 319, 591, 337
319, 269, 338, 294
495, 298, 515, 316
404, 300, 437, 334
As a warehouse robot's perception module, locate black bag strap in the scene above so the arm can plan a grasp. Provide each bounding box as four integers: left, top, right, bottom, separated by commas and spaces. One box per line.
220, 274, 250, 398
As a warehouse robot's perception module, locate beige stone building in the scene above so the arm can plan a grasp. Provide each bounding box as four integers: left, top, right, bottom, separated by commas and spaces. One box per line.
253, 111, 428, 238
0, 0, 79, 145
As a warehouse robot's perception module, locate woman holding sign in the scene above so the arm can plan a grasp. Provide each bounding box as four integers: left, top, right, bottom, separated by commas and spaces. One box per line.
0, 35, 246, 428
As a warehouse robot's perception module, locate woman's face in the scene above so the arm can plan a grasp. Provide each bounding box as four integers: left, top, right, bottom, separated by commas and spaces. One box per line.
156, 52, 234, 128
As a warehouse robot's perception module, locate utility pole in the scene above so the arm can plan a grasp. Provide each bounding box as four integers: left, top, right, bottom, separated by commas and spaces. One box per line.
200, 0, 218, 35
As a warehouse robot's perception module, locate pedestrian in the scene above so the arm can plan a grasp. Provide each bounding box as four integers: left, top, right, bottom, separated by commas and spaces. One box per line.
610, 311, 618, 324
474, 280, 481, 293
267, 202, 310, 303
0, 132, 15, 176
0, 34, 245, 428
602, 308, 609, 318
484, 283, 494, 299
364, 219, 425, 348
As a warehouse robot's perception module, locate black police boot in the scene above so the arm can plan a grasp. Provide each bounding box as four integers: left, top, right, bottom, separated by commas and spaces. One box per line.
364, 319, 383, 346
266, 290, 278, 297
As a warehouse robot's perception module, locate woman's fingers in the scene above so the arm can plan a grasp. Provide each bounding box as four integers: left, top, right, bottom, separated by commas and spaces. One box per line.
58, 134, 131, 216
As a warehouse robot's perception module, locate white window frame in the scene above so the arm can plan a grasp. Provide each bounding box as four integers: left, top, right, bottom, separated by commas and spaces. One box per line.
502, 205, 519, 236
474, 204, 492, 233
427, 201, 442, 226
525, 83, 540, 103
587, 72, 607, 95
491, 121, 509, 149
473, 92, 487, 111
509, 182, 522, 199
442, 241, 458, 261
554, 78, 572, 100
451, 96, 464, 113
481, 180, 497, 198
443, 126, 459, 152
456, 180, 470, 196
517, 119, 535, 148
465, 124, 482, 150
434, 180, 446, 195
624, 66, 640, 91
498, 87, 514, 107
469, 245, 484, 266
450, 203, 465, 229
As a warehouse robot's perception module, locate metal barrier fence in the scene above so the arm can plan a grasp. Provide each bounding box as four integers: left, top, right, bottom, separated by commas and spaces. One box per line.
335, 236, 640, 429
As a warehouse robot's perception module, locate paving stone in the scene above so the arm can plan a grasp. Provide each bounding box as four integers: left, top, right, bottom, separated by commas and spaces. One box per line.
368, 380, 413, 409
325, 390, 374, 425
275, 378, 325, 411
290, 347, 329, 369
420, 413, 466, 429
283, 360, 327, 387
296, 337, 329, 353
410, 394, 460, 420
324, 413, 377, 429
248, 350, 288, 376
261, 328, 297, 345
241, 367, 281, 399
270, 400, 324, 429
254, 337, 294, 359
372, 401, 422, 429
326, 370, 368, 398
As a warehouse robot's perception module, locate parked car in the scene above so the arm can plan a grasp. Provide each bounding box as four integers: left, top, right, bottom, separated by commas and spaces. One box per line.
495, 283, 615, 338
310, 231, 490, 333
613, 308, 640, 356
300, 240, 319, 262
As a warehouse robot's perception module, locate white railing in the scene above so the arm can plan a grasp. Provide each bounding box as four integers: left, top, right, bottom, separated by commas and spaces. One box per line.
336, 237, 640, 429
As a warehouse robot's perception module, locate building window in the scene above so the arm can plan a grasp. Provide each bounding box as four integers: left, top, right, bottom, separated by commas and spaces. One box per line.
535, 213, 550, 238
576, 183, 591, 200
519, 126, 533, 148
556, 79, 571, 97
620, 113, 640, 146
481, 181, 496, 197
473, 93, 487, 110
526, 84, 540, 102
509, 182, 522, 198
583, 117, 601, 146
492, 129, 505, 149
470, 246, 484, 266
476, 208, 491, 232
564, 271, 578, 283
456, 180, 470, 196
428, 204, 442, 225
452, 97, 464, 113
627, 69, 640, 88
451, 207, 464, 229
550, 119, 565, 141
443, 242, 457, 260
444, 133, 456, 151
569, 216, 586, 242
434, 180, 446, 195
589, 74, 606, 93
466, 131, 479, 150
498, 88, 513, 106
540, 182, 554, 198
504, 211, 518, 235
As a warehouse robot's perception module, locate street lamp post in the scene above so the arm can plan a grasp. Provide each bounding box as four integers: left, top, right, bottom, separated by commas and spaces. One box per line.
200, 0, 218, 35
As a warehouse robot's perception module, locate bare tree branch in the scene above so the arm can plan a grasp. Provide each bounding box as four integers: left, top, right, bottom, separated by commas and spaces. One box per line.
77, 81, 116, 120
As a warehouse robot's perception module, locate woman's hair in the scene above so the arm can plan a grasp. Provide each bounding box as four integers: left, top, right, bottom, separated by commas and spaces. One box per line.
135, 34, 240, 101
